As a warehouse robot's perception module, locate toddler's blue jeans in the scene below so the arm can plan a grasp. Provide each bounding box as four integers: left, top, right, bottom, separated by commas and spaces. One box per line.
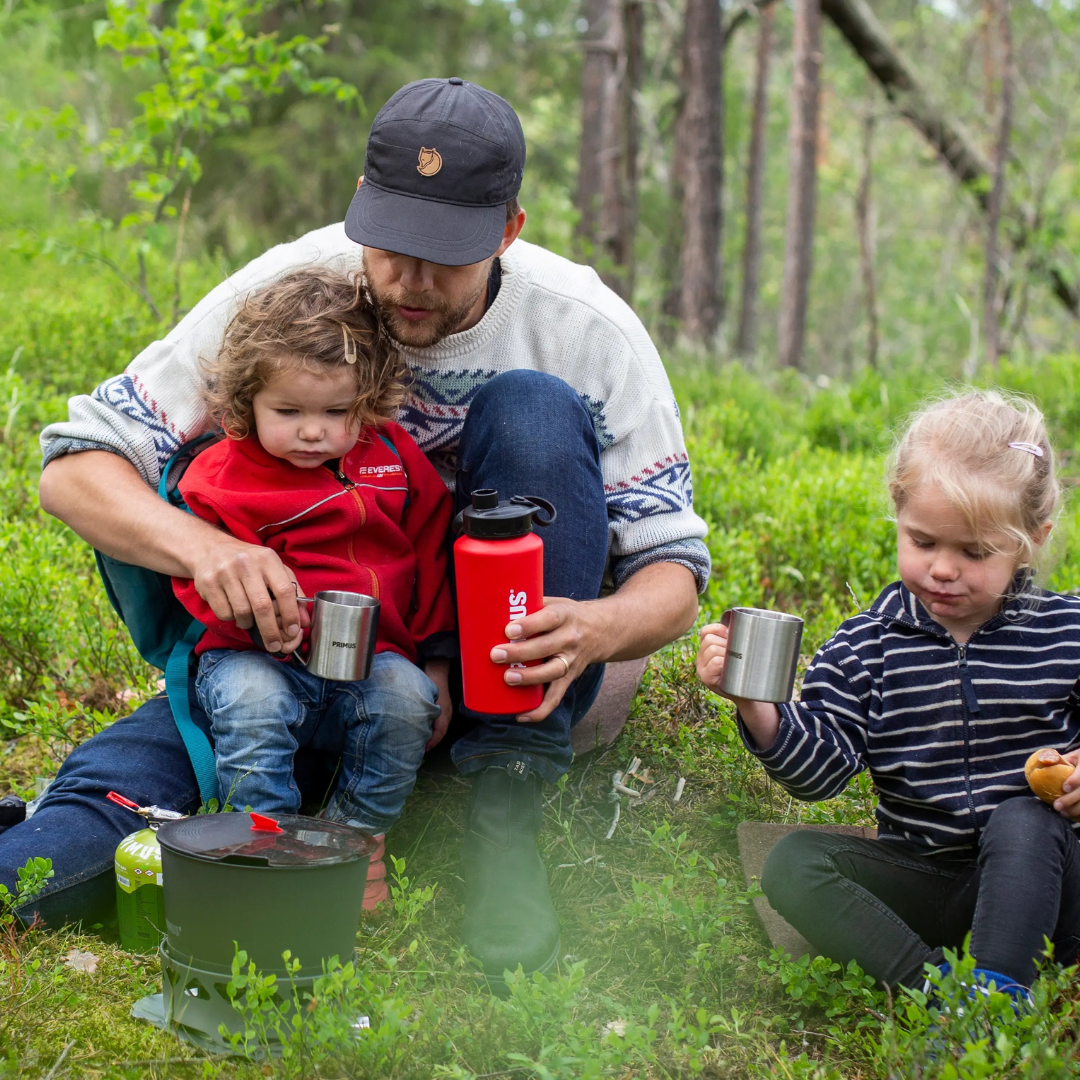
196, 649, 440, 833
2, 371, 611, 926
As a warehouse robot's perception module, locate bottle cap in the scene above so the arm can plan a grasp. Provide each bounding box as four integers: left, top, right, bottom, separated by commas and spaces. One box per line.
458, 490, 556, 539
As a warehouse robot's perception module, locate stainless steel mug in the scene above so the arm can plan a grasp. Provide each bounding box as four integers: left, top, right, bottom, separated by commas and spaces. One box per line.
719, 607, 803, 703
293, 591, 380, 682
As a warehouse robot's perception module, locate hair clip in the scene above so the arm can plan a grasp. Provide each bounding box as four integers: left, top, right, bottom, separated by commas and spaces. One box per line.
1008, 441, 1044, 457
344, 352, 357, 365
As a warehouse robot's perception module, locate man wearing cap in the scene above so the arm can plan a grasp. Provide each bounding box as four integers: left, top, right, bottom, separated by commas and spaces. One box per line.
6, 79, 709, 986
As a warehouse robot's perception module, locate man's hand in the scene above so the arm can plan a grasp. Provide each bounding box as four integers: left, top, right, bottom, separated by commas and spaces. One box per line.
489, 596, 605, 723
424, 659, 453, 750
39, 450, 307, 653
486, 562, 699, 724
195, 533, 306, 654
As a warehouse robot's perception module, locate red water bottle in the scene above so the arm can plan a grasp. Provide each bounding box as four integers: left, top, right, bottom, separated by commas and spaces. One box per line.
455, 489, 557, 714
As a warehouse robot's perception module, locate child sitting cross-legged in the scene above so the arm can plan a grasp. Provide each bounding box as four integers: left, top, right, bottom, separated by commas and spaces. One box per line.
696, 389, 1080, 1001
172, 268, 456, 909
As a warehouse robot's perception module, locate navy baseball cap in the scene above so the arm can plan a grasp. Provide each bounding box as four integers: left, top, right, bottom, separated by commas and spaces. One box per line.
345, 78, 526, 266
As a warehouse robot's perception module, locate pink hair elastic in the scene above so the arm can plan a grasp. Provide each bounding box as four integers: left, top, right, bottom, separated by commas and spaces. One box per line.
1008, 441, 1044, 457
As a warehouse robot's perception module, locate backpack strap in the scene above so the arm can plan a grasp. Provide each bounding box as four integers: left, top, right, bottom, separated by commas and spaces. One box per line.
159, 434, 221, 806
376, 431, 409, 510
165, 619, 219, 806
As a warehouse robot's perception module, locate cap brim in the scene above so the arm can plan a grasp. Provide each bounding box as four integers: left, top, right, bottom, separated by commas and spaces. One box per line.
344, 182, 506, 266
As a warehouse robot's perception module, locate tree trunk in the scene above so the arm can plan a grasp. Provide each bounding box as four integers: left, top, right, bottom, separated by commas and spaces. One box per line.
575, 0, 643, 299
735, 2, 776, 358
855, 114, 879, 369
671, 0, 724, 348
820, 0, 1079, 319
777, 0, 822, 369
980, 0, 996, 116
983, 0, 1012, 368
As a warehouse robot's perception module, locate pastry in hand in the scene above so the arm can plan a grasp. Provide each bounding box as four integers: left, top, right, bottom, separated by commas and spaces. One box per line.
1025, 748, 1074, 805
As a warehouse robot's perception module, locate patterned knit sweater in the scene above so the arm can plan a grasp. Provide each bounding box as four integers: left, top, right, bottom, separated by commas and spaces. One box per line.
41, 225, 710, 590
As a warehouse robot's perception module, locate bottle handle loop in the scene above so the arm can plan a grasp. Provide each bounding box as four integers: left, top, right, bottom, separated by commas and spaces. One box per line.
510, 495, 557, 527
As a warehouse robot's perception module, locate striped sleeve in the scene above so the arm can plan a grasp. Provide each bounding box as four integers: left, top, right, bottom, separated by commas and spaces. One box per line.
738, 637, 874, 801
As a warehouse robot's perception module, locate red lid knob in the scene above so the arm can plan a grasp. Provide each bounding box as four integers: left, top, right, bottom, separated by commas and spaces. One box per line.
249, 812, 284, 834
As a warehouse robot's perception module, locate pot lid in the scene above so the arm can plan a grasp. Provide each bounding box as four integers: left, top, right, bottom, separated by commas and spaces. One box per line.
157, 813, 376, 867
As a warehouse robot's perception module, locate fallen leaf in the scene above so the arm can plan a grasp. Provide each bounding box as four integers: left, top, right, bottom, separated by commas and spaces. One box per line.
63, 948, 99, 974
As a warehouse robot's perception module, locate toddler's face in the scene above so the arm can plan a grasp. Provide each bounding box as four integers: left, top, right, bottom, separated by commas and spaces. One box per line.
251, 363, 359, 469
896, 482, 1022, 640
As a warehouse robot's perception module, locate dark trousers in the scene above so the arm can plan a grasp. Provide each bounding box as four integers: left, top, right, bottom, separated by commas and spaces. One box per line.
1, 372, 610, 926
763, 797, 1080, 989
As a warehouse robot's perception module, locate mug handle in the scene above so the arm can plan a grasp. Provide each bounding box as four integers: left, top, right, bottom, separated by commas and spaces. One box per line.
720, 609, 734, 629
292, 582, 316, 605
288, 583, 314, 669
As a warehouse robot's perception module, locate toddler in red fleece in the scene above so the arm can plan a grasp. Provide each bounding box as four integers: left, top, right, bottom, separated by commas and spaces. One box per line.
172, 268, 455, 908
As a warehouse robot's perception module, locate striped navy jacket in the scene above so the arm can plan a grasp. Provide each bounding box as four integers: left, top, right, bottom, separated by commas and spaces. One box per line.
741, 582, 1080, 850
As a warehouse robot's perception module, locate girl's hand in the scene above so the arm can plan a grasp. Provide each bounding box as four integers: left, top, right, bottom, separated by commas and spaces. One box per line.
1054, 749, 1080, 819
424, 659, 453, 751
695, 620, 783, 753
696, 622, 730, 694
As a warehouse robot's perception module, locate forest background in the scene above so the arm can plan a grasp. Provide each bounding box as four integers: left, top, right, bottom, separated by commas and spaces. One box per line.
3, 0, 1080, 1075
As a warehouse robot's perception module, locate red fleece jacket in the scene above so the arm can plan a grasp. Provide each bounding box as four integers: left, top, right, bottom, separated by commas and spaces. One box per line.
172, 423, 456, 664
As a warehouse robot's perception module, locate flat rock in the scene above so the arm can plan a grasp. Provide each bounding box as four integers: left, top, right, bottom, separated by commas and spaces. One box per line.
736, 820, 877, 959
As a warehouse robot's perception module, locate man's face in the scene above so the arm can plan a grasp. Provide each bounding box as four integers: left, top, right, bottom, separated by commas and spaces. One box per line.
362, 247, 492, 349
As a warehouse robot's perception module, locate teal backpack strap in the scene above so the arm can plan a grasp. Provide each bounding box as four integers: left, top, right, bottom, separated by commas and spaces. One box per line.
165, 619, 219, 806
94, 434, 221, 803
376, 431, 409, 509
159, 436, 219, 804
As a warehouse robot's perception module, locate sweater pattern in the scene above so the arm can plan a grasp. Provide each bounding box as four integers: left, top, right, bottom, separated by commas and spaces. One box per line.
41, 228, 711, 589
93, 372, 187, 466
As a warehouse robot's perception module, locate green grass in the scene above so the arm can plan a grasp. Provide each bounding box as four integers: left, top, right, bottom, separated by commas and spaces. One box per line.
8, 225, 1080, 1077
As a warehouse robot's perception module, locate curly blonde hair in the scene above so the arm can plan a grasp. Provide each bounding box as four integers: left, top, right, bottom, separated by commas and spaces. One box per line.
888, 389, 1061, 571
201, 268, 407, 439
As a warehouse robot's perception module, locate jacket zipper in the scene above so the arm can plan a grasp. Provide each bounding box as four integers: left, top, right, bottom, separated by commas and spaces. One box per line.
335, 467, 367, 529
957, 642, 981, 836
336, 467, 378, 598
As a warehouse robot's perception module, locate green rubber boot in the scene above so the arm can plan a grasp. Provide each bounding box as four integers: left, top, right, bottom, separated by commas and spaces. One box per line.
461, 760, 560, 993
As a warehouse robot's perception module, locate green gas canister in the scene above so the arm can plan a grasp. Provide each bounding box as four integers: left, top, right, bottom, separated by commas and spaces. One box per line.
107, 791, 186, 954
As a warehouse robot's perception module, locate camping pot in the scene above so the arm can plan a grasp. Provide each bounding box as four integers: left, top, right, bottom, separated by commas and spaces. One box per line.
294, 590, 380, 682
719, 607, 804, 703
156, 812, 375, 976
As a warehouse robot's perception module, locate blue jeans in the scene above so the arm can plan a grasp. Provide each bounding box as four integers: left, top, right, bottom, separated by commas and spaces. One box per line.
197, 649, 439, 832
2, 371, 610, 925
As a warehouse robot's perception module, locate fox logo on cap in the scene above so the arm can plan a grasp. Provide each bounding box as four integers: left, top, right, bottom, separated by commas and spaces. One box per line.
417, 147, 442, 176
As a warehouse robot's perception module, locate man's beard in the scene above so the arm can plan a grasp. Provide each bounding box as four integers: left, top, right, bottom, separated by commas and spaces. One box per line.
366, 272, 486, 349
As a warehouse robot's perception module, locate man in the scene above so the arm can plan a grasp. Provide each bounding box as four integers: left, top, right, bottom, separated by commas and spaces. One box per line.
2, 78, 708, 988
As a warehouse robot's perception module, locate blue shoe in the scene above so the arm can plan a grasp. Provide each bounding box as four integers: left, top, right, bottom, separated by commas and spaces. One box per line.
922, 962, 1032, 1014
968, 967, 1033, 1012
